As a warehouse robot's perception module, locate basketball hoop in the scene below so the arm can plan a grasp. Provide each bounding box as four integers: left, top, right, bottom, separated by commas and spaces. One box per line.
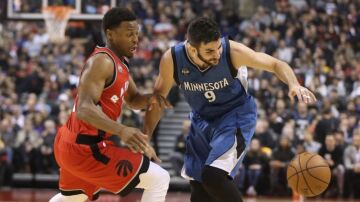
42, 6, 73, 43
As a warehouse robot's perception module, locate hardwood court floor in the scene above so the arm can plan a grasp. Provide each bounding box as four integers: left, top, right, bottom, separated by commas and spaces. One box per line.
0, 188, 359, 202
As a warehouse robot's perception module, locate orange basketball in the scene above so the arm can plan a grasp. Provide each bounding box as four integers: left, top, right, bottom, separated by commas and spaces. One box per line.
287, 152, 331, 197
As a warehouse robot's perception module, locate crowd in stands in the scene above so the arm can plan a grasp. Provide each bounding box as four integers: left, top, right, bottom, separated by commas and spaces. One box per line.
0, 0, 359, 199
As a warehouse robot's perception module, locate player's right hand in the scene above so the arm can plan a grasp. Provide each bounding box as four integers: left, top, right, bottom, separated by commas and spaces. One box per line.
120, 126, 149, 153
288, 85, 317, 104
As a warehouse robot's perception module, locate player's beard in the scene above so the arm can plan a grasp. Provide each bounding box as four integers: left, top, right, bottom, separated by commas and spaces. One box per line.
196, 50, 218, 67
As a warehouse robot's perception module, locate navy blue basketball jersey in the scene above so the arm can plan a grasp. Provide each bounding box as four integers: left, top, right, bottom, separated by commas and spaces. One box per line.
172, 37, 249, 120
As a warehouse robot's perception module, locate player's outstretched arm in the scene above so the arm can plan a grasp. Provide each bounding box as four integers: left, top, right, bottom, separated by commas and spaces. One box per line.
124, 77, 172, 110
76, 54, 148, 153
143, 49, 175, 140
229, 40, 317, 104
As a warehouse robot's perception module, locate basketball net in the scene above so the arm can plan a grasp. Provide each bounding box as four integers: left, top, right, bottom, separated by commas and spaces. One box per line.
42, 6, 73, 43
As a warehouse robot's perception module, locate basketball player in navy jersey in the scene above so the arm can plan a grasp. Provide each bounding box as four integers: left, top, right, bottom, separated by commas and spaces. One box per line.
144, 17, 317, 202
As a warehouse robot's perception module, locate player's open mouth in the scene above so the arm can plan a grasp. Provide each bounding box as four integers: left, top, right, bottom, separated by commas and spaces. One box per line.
130, 46, 137, 53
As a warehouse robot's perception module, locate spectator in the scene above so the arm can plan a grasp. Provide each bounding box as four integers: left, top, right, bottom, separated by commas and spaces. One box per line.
0, 118, 15, 164
0, 138, 13, 187
269, 136, 295, 196
343, 130, 360, 198
253, 118, 277, 149
334, 130, 348, 152
268, 99, 290, 135
13, 118, 43, 173
237, 138, 269, 196
315, 109, 339, 144
319, 134, 345, 198
40, 119, 57, 173
293, 102, 313, 143
303, 130, 321, 153
277, 40, 293, 63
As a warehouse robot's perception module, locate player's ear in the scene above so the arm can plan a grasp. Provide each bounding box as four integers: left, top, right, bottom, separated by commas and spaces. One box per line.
105, 29, 113, 42
188, 44, 197, 54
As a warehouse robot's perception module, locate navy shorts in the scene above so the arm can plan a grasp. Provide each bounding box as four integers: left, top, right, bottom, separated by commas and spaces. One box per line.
181, 96, 257, 182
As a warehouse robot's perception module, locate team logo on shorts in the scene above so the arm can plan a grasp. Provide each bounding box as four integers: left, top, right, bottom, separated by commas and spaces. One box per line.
115, 160, 133, 177
181, 68, 190, 75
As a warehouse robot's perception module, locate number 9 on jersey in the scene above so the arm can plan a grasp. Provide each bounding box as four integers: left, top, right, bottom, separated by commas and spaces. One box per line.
204, 91, 216, 102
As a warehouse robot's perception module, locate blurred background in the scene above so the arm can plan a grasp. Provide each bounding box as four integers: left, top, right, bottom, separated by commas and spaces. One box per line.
0, 0, 360, 201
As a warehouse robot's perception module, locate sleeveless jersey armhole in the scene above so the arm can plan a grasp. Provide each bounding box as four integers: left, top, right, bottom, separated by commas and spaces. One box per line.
225, 37, 237, 78
91, 52, 116, 89
171, 47, 180, 85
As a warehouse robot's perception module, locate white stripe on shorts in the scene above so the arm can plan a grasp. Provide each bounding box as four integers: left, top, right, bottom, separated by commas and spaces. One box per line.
210, 136, 247, 174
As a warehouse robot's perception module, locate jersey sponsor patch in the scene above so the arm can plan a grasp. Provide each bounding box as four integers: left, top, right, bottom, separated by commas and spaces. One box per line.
181, 68, 190, 75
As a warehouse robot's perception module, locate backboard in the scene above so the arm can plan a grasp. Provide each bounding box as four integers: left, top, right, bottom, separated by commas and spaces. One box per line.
7, 0, 129, 20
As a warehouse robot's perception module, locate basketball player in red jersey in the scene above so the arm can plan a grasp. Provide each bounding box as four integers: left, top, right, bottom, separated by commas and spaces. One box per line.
49, 7, 171, 202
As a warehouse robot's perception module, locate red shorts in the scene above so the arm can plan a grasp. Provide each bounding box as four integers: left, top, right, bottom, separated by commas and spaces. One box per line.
54, 126, 149, 201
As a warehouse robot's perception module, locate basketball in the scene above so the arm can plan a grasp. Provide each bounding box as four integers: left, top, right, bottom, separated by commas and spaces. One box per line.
287, 152, 331, 197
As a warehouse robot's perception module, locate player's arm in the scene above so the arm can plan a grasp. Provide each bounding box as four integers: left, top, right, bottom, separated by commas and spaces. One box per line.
229, 40, 316, 104
124, 77, 149, 110
143, 49, 175, 139
76, 54, 148, 153
124, 77, 172, 110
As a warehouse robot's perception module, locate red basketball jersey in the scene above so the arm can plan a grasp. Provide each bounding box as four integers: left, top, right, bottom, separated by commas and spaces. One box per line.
66, 46, 130, 138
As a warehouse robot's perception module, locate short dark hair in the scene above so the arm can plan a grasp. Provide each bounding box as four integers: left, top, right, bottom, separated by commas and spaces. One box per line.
187, 17, 221, 47
102, 7, 137, 33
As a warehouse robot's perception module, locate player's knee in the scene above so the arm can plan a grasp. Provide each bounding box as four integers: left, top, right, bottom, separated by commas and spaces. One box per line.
201, 166, 228, 189
155, 166, 170, 188
141, 162, 170, 190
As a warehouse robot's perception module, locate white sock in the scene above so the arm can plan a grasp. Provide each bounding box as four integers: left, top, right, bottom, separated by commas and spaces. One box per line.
49, 193, 88, 202
135, 162, 170, 202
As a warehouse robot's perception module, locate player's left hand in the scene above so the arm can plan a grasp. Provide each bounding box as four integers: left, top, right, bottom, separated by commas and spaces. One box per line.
143, 145, 162, 163
288, 85, 317, 104
147, 94, 173, 111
